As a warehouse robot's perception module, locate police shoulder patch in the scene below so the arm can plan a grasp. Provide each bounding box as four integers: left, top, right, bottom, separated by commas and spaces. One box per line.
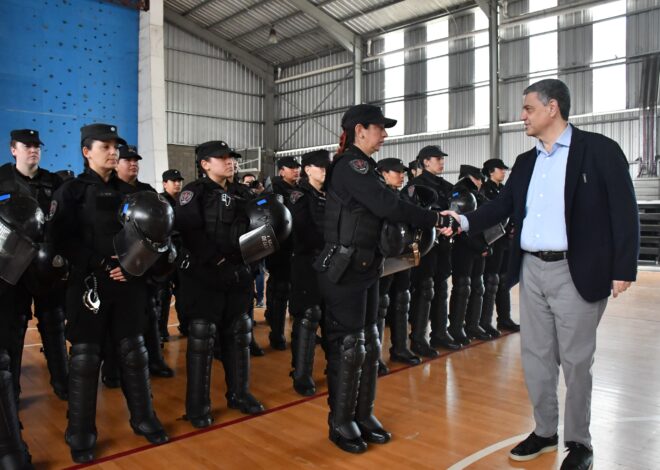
48, 200, 57, 219
289, 190, 304, 204
348, 158, 368, 174
179, 190, 194, 206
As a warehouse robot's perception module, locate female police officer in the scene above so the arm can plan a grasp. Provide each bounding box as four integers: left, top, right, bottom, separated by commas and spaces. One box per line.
50, 124, 168, 463
175, 140, 265, 429
316, 105, 451, 453
288, 149, 330, 396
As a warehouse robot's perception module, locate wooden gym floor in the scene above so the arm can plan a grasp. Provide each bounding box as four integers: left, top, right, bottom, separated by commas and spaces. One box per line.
19, 270, 660, 469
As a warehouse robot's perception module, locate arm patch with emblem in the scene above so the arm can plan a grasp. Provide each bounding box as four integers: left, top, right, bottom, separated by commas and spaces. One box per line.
348, 159, 369, 174
179, 190, 194, 206
289, 190, 304, 204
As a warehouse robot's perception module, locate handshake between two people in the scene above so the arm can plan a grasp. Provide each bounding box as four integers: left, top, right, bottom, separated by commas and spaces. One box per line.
435, 210, 462, 238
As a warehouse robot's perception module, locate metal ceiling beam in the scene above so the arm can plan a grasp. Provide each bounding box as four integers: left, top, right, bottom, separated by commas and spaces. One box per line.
286, 0, 358, 54
180, 0, 216, 17
164, 6, 272, 79
205, 0, 276, 30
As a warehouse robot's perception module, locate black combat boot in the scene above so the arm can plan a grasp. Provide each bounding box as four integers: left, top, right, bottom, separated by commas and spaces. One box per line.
37, 307, 69, 400
65, 344, 101, 464
118, 336, 168, 445
185, 320, 215, 428
326, 333, 367, 454
223, 314, 265, 415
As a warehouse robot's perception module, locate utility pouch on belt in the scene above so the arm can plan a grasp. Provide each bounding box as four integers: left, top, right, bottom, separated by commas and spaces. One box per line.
315, 244, 354, 283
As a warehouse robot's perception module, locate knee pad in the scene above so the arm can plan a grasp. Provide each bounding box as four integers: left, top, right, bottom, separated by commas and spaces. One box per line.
420, 278, 434, 301
339, 332, 366, 367
378, 294, 390, 319
0, 349, 10, 371
363, 324, 380, 362
230, 313, 252, 347
118, 336, 148, 368
69, 344, 101, 373
471, 278, 485, 297
301, 305, 322, 329
453, 276, 471, 297
188, 320, 216, 352
484, 274, 499, 294
393, 290, 411, 309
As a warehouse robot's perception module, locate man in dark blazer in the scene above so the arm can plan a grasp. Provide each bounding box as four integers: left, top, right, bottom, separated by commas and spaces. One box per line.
444, 79, 639, 470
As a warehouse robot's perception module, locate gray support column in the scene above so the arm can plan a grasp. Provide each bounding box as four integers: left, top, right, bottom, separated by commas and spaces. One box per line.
138, 1, 168, 189
354, 43, 363, 104
263, 75, 277, 178
405, 27, 427, 135
489, 0, 500, 159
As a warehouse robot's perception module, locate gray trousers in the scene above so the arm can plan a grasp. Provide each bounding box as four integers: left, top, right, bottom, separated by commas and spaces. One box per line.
519, 254, 607, 449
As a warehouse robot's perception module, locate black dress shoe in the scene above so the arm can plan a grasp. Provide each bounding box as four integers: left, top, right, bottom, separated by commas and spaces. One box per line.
65, 430, 97, 464
102, 375, 120, 389
268, 333, 286, 351
389, 348, 421, 365
149, 361, 174, 378
498, 318, 520, 332
227, 392, 265, 415
357, 416, 391, 444
430, 335, 461, 350
249, 339, 265, 357
377, 359, 389, 376
410, 341, 439, 358
187, 413, 214, 429
449, 329, 471, 346
560, 442, 593, 470
509, 432, 558, 461
131, 417, 169, 445
480, 324, 501, 338
329, 428, 368, 454
466, 326, 492, 341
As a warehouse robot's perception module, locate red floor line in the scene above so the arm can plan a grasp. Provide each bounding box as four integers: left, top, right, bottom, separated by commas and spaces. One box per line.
62, 331, 515, 469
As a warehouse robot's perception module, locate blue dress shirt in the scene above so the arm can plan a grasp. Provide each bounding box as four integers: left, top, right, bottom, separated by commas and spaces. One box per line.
519, 124, 572, 251
460, 124, 573, 252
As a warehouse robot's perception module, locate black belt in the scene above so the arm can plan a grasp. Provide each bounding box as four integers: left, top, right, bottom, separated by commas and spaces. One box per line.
524, 250, 568, 262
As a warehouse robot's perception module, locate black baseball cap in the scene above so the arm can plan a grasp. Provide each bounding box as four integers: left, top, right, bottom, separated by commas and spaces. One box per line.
80, 123, 127, 147
195, 140, 241, 161
301, 150, 330, 168
10, 129, 44, 146
482, 158, 509, 174
162, 169, 184, 181
377, 158, 406, 173
460, 164, 486, 182
118, 145, 142, 160
417, 145, 448, 161
341, 104, 397, 130
277, 156, 301, 170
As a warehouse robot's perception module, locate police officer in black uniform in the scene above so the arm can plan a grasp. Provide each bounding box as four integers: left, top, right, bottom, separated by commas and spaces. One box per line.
175, 140, 266, 429
407, 145, 460, 355
0, 129, 69, 403
159, 169, 184, 341
50, 124, 168, 463
115, 146, 174, 379
448, 165, 492, 345
264, 156, 300, 350
375, 158, 421, 373
0, 129, 51, 469
480, 158, 520, 338
288, 149, 330, 396
317, 105, 451, 454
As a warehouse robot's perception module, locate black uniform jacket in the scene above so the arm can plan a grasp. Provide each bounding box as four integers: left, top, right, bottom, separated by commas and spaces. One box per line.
327, 145, 438, 233
466, 126, 640, 302
288, 178, 325, 256
49, 168, 134, 274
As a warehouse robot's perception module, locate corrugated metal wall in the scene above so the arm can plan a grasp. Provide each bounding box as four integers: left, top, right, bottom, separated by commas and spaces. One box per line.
164, 23, 264, 148
275, 0, 660, 167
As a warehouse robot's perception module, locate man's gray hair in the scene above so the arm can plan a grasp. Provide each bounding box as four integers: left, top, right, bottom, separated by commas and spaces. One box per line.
524, 79, 571, 120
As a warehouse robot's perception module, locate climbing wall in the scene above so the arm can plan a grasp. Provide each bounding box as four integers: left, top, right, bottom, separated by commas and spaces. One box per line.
0, 0, 139, 173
